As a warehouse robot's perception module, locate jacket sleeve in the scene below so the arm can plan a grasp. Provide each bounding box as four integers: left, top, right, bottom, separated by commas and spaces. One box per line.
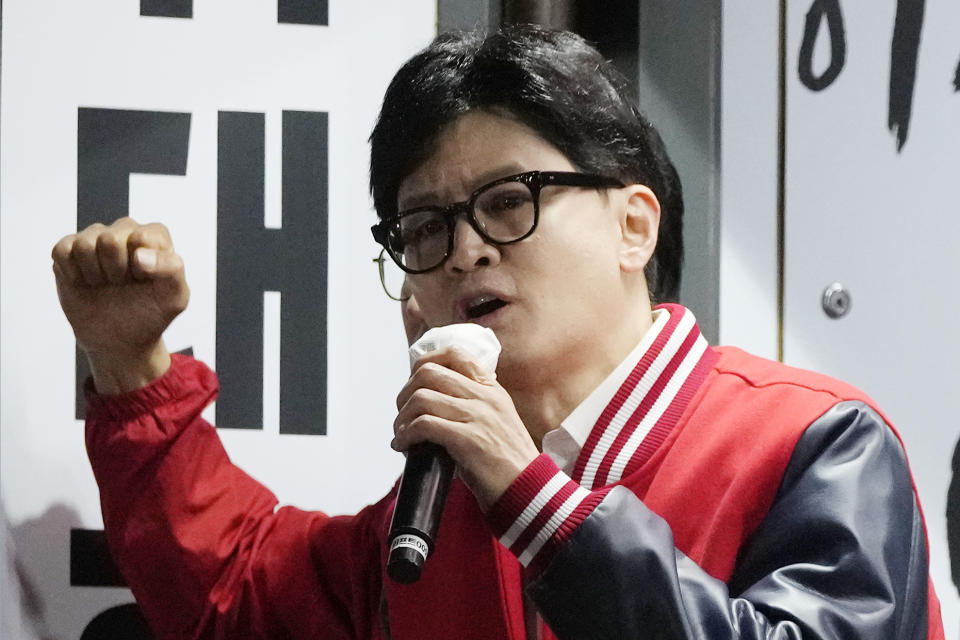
489, 400, 935, 640
85, 354, 388, 640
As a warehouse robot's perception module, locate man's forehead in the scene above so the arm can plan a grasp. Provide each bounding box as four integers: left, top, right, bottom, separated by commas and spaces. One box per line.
397, 162, 528, 210
395, 111, 571, 210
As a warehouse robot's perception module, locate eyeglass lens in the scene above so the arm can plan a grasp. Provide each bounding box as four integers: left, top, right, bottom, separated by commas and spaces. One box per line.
378, 253, 409, 300
392, 180, 537, 271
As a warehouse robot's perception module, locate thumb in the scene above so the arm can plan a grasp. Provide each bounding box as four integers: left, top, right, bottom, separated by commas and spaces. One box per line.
131, 247, 184, 281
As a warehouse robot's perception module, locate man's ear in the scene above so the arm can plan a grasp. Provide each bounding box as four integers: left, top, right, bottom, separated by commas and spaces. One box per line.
618, 184, 660, 274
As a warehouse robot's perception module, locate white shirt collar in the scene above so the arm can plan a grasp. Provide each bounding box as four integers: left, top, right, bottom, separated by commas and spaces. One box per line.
542, 308, 671, 474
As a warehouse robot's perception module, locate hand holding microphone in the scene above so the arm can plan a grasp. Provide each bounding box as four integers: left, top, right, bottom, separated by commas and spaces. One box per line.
388, 324, 538, 583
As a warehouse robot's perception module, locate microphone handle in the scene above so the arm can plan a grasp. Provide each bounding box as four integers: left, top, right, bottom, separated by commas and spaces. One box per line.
387, 443, 456, 584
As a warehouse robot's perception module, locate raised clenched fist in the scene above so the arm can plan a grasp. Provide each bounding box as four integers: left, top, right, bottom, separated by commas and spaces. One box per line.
52, 217, 189, 394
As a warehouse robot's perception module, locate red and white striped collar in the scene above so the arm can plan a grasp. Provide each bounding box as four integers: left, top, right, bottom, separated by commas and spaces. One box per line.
544, 304, 718, 490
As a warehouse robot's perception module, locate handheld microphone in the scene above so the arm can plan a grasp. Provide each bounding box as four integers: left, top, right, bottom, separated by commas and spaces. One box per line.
387, 323, 501, 584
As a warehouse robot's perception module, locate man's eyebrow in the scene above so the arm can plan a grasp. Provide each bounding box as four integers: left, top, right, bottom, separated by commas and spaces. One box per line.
398, 163, 528, 211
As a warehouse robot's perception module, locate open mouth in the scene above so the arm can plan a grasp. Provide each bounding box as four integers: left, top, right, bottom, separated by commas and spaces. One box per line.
465, 296, 508, 320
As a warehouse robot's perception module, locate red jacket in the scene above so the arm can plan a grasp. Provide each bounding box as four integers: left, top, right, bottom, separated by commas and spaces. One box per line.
86, 307, 944, 639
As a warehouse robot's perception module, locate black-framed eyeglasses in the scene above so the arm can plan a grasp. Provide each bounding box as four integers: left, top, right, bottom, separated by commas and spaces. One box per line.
370, 170, 624, 274
373, 248, 410, 301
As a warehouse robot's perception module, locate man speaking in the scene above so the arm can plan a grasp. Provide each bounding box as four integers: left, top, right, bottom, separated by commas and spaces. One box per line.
52, 24, 943, 640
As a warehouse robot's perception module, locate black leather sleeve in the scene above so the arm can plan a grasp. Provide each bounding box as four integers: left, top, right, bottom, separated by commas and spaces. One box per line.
527, 401, 930, 640
947, 437, 960, 593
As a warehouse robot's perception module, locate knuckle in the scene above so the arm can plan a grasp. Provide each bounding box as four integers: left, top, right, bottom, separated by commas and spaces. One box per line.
127, 227, 146, 246
142, 222, 172, 242
416, 361, 446, 381
169, 252, 185, 273
407, 415, 434, 433
408, 387, 435, 408
51, 236, 75, 261
410, 387, 430, 401
418, 361, 440, 374
71, 234, 97, 256
95, 231, 124, 254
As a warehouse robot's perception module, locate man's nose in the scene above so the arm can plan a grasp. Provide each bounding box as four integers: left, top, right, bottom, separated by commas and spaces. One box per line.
444, 216, 500, 273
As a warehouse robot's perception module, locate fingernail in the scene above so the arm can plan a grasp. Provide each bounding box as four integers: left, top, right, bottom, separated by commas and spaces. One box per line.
137, 248, 157, 271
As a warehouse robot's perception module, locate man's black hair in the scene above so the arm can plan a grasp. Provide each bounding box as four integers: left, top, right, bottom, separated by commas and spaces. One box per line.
369, 24, 684, 303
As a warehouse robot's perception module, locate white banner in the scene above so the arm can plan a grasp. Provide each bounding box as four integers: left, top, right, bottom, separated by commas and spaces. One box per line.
0, 1, 435, 637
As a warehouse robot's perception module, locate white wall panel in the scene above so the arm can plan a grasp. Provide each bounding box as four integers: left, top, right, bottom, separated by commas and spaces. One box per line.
719, 2, 781, 359
783, 1, 959, 634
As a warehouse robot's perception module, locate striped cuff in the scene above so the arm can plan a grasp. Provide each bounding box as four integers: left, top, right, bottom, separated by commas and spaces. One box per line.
488, 454, 608, 571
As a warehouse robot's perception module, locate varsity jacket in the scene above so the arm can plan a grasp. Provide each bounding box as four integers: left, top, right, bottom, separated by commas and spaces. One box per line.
85, 305, 945, 639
